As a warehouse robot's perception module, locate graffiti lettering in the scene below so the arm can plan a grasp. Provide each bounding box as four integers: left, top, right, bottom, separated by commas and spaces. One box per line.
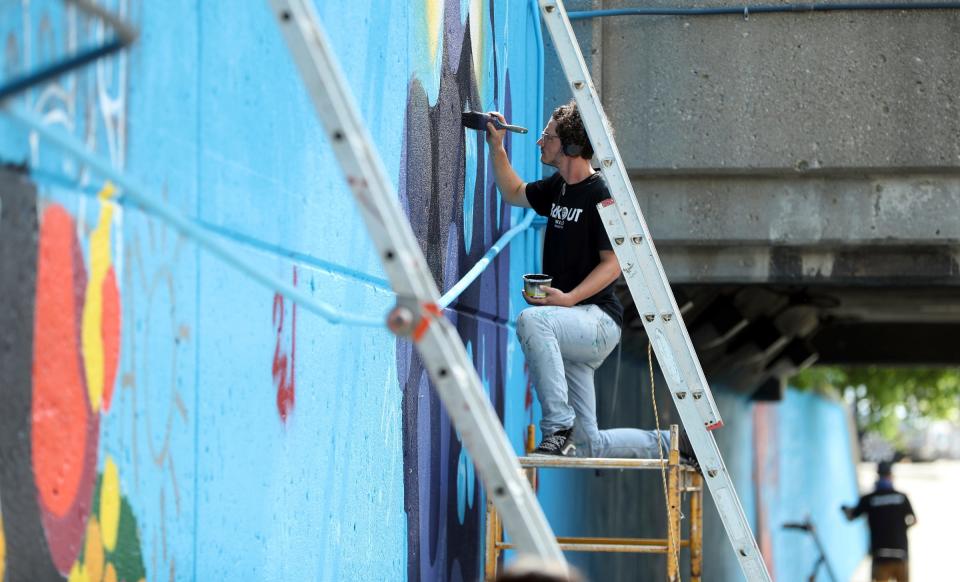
272, 268, 298, 423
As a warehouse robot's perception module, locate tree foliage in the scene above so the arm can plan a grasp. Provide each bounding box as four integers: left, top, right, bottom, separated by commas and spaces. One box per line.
791, 366, 960, 439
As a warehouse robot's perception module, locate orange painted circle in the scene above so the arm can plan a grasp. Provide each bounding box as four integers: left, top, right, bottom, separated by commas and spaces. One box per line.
31, 205, 89, 518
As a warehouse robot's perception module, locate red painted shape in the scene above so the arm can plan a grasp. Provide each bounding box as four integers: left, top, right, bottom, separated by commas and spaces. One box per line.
101, 266, 121, 411
31, 205, 99, 572
273, 268, 297, 422
42, 410, 99, 574
31, 206, 88, 517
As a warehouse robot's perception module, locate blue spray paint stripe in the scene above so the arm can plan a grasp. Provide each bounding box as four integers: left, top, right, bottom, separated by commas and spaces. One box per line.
439, 209, 536, 309
27, 167, 392, 291
4, 105, 386, 328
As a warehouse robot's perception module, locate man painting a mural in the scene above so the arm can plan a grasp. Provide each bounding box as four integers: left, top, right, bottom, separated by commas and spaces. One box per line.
484, 100, 696, 462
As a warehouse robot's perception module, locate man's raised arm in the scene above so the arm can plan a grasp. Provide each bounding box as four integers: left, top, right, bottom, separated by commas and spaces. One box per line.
485, 111, 531, 208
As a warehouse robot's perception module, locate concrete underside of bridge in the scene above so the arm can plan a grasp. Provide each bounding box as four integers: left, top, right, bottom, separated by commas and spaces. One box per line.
546, 1, 960, 399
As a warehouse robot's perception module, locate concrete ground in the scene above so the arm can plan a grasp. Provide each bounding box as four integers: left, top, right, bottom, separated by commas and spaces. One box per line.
849, 460, 960, 581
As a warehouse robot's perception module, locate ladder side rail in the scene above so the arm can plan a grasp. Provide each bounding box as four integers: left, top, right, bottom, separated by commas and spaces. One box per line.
539, 2, 721, 429
598, 202, 764, 575
270, 2, 433, 300
540, 0, 729, 489
538, 2, 772, 580
267, 0, 564, 563
598, 203, 727, 445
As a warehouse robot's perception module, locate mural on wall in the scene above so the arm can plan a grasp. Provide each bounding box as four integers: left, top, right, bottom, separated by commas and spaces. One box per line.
0, 168, 57, 580
0, 2, 151, 579
4, 1, 530, 579
398, 2, 518, 579
32, 195, 115, 574
0, 173, 146, 580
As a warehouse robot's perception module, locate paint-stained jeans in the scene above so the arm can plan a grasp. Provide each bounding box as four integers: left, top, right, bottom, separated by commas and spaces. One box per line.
516, 304, 670, 458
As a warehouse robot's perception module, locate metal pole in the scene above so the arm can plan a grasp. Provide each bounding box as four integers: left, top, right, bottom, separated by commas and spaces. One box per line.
690, 473, 704, 582
668, 425, 681, 581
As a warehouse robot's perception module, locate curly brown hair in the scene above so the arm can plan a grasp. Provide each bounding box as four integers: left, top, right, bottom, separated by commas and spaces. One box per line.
551, 100, 593, 159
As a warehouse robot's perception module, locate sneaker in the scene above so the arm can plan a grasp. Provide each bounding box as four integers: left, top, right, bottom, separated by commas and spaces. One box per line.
677, 429, 701, 474
530, 427, 576, 456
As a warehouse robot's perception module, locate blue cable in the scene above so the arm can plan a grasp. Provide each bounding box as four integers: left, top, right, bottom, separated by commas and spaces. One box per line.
24, 167, 392, 291
440, 210, 537, 308
5, 105, 539, 327
0, 0, 137, 102
0, 39, 126, 102
568, 2, 960, 20
3, 104, 386, 328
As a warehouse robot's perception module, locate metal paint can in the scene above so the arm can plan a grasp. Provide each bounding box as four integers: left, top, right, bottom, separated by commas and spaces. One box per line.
522, 274, 552, 299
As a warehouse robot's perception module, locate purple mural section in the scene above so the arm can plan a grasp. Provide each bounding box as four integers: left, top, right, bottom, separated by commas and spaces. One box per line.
397, 4, 516, 581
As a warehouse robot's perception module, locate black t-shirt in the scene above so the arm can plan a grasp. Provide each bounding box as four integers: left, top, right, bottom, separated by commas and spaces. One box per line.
525, 172, 623, 327
851, 487, 915, 560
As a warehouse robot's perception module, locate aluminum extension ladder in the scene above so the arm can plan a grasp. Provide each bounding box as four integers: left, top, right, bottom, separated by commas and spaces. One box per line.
265, 0, 565, 566
538, 1, 772, 580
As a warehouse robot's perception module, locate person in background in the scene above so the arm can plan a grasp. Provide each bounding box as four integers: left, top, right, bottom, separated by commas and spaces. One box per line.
842, 461, 916, 582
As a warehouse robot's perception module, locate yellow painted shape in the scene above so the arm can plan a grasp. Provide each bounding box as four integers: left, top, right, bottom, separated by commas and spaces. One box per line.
103, 563, 117, 582
81, 182, 117, 413
85, 516, 104, 582
99, 457, 121, 552
68, 561, 89, 582
426, 0, 443, 64
470, 0, 487, 95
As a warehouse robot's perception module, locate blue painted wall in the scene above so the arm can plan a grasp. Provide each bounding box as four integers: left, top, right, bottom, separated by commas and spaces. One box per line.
0, 2, 871, 581
756, 389, 868, 582
0, 1, 554, 580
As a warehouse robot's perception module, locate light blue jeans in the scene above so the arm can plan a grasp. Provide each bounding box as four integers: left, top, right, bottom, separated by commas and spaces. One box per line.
516, 304, 670, 458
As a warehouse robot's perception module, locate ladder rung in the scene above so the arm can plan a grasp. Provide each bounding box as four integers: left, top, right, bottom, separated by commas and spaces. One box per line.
518, 456, 697, 471
498, 536, 690, 553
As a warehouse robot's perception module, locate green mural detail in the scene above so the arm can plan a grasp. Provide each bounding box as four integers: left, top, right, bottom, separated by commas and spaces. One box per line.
77, 472, 146, 582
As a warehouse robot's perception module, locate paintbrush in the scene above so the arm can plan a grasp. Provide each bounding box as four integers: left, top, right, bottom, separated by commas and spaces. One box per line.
461, 111, 528, 134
